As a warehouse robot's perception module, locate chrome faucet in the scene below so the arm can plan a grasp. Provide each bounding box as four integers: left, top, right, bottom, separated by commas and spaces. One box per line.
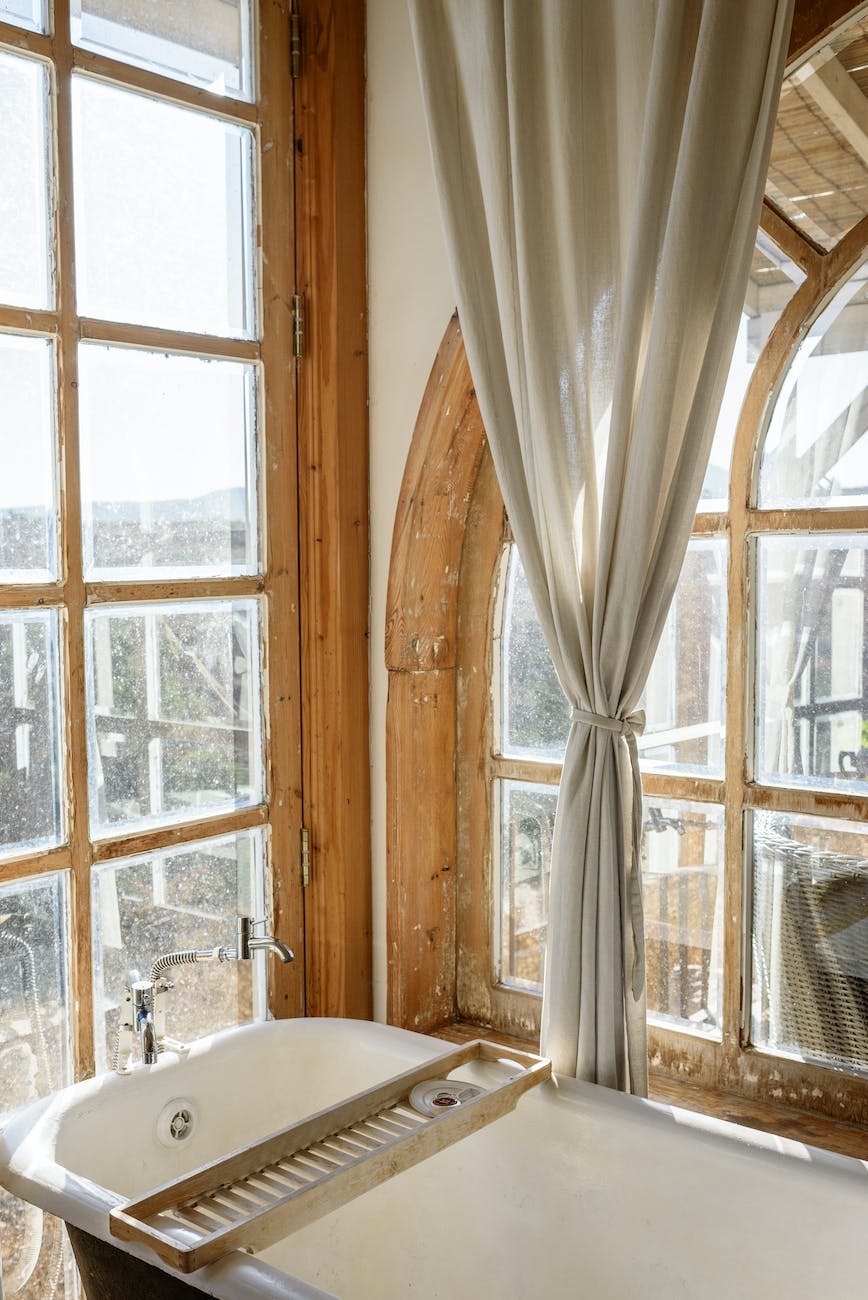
235, 915, 295, 963
132, 980, 159, 1065
114, 917, 294, 1073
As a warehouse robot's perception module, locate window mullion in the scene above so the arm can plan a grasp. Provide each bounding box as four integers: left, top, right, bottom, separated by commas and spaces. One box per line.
744, 783, 868, 820
0, 845, 73, 885
53, 3, 95, 1082
722, 384, 751, 1069
642, 772, 725, 804
0, 14, 49, 54
491, 755, 562, 786
70, 44, 258, 125
749, 507, 868, 534
90, 804, 268, 866
85, 577, 264, 606
0, 585, 63, 608
0, 304, 57, 334
78, 316, 260, 362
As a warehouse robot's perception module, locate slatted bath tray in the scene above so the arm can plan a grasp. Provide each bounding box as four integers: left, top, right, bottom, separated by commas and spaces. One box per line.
109, 1038, 551, 1273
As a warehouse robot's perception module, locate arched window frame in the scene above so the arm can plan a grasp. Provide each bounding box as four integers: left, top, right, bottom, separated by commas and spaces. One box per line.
387, 143, 868, 1146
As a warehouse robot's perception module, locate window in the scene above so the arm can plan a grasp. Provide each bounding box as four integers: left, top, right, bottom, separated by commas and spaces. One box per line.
470, 18, 868, 1117
0, 2, 304, 1290
386, 6, 868, 1139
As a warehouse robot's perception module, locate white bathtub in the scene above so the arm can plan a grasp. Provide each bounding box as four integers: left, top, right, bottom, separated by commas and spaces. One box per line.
1, 1017, 867, 1299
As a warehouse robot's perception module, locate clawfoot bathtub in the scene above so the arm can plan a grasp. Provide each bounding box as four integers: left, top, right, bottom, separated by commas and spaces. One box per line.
1, 1017, 866, 1298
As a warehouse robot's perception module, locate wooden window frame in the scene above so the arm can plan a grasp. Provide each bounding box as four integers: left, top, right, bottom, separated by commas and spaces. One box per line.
0, 0, 371, 1083
386, 4, 868, 1145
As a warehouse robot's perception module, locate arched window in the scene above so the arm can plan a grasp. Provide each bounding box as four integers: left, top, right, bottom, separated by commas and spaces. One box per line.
387, 5, 868, 1145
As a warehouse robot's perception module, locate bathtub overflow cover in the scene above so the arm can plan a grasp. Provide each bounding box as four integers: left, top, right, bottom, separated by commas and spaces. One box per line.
157, 1097, 198, 1148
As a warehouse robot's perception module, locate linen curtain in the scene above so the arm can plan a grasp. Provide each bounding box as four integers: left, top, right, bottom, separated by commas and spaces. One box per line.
409, 0, 793, 1091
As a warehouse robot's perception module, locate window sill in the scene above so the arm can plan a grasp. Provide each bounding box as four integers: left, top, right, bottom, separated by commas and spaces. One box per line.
427, 1020, 868, 1162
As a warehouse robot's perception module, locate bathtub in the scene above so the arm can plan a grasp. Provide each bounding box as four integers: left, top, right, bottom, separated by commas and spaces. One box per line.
1, 1017, 866, 1299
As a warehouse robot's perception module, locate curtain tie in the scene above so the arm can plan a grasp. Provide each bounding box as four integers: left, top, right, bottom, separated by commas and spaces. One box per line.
569, 706, 646, 1001
569, 707, 645, 737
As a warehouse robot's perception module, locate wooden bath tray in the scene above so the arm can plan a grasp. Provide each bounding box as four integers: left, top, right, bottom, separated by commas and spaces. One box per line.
109, 1039, 550, 1273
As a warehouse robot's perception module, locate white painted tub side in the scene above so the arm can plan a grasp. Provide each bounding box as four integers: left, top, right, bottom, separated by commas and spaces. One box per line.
1, 1019, 867, 1299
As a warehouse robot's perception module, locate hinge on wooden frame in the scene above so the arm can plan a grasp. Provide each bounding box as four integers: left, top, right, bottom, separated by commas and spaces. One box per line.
292, 291, 304, 358
301, 826, 311, 888
290, 12, 302, 79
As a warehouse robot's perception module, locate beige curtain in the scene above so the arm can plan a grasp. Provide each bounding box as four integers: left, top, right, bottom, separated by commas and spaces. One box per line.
409, 0, 792, 1091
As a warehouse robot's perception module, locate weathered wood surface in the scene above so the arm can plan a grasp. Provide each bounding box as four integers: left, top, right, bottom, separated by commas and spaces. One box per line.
788, 0, 863, 65
386, 316, 488, 1031
386, 315, 486, 674
259, 0, 305, 1019
110, 1040, 551, 1272
387, 670, 458, 1030
295, 0, 372, 1017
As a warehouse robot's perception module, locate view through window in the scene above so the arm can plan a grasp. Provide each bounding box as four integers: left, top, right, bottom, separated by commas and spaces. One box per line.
0, 2, 299, 1293
495, 241, 868, 1064
481, 12, 868, 1116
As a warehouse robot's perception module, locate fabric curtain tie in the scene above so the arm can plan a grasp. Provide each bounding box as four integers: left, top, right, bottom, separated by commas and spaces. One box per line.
569, 707, 645, 738
570, 706, 646, 1001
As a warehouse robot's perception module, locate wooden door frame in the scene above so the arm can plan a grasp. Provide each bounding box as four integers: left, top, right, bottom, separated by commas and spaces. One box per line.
295, 0, 372, 1018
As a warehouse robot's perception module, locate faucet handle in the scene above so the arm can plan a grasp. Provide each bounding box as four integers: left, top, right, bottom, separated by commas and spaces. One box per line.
235, 915, 269, 957
237, 915, 254, 960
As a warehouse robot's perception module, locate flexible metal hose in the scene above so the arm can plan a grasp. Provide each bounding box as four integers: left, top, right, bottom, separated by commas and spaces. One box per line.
150, 946, 230, 983
0, 928, 52, 1094
0, 926, 64, 1295
112, 948, 229, 1071
110, 1022, 125, 1074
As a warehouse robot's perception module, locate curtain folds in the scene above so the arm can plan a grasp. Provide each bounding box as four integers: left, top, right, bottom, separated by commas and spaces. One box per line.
409, 0, 793, 1091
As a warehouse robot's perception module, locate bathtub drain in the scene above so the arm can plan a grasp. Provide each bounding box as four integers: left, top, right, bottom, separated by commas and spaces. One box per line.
409, 1080, 484, 1116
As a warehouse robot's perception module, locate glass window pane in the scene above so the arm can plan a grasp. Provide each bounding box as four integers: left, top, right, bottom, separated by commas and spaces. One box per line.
72, 78, 255, 337
79, 345, 258, 580
85, 599, 262, 837
640, 539, 727, 778
0, 334, 57, 582
0, 874, 72, 1101
0, 611, 63, 860
699, 237, 805, 511
501, 548, 570, 761
643, 798, 724, 1038
767, 14, 868, 249
72, 0, 252, 100
0, 1202, 76, 1299
0, 0, 46, 32
0, 51, 52, 310
751, 810, 868, 1074
0, 872, 76, 1299
759, 263, 868, 507
756, 536, 867, 793
496, 780, 556, 992
91, 829, 263, 1072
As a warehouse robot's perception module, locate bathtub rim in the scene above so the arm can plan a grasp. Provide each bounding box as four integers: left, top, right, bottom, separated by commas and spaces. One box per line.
1, 1016, 867, 1297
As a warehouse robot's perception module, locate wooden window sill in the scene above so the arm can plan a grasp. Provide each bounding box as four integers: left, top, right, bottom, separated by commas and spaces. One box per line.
427, 1020, 868, 1162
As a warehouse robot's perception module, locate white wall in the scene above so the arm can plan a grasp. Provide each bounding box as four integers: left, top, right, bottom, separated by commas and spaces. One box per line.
366, 0, 455, 1019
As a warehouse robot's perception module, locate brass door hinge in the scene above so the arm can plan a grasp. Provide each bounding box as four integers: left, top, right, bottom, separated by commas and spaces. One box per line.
301, 826, 311, 888
291, 291, 304, 358
290, 12, 302, 79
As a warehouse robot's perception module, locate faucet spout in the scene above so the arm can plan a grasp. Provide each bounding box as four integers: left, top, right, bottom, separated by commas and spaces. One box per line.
115, 916, 295, 1074
236, 916, 294, 964
248, 935, 295, 963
